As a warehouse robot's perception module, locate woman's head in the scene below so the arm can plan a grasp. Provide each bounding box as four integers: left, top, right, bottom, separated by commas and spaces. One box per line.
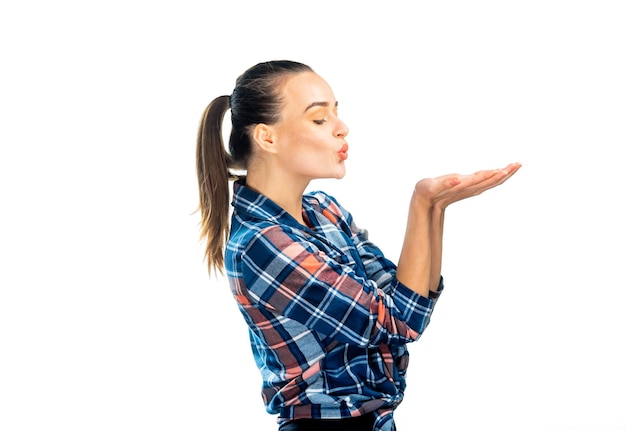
196, 60, 317, 275
228, 60, 314, 169
252, 70, 350, 183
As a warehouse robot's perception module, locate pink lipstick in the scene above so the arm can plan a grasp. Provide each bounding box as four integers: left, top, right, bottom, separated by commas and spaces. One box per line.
338, 143, 349, 161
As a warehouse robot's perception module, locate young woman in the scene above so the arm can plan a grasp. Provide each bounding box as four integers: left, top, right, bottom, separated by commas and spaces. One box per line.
196, 60, 521, 431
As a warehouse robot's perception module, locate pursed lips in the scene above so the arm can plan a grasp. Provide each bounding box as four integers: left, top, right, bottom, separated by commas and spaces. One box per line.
338, 143, 349, 161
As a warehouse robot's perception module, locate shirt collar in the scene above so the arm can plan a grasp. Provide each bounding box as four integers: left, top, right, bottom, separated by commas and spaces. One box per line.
232, 180, 310, 230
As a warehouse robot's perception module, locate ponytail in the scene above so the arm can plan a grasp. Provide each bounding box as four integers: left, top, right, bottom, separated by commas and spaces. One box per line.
196, 60, 314, 277
196, 95, 231, 276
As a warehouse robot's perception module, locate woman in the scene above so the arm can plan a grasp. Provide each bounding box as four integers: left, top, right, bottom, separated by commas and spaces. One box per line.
196, 60, 521, 431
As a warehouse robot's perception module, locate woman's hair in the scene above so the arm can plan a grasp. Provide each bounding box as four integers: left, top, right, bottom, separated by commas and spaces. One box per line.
196, 60, 314, 276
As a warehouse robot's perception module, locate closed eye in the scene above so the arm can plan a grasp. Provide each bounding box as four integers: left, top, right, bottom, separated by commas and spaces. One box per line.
313, 119, 327, 125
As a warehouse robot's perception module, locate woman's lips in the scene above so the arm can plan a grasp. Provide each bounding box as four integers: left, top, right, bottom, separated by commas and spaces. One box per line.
338, 143, 349, 161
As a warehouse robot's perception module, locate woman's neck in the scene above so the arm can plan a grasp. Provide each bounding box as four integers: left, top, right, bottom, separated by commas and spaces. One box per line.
245, 169, 309, 225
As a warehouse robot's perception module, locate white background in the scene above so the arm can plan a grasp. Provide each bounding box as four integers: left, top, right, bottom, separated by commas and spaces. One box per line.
1, 1, 625, 430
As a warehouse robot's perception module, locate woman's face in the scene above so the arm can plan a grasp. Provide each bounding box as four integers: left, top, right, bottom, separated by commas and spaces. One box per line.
270, 71, 350, 181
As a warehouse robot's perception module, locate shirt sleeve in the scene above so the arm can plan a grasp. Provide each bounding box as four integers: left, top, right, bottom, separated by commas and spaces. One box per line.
351, 225, 445, 300
350, 225, 400, 294
240, 225, 436, 348
321, 192, 445, 302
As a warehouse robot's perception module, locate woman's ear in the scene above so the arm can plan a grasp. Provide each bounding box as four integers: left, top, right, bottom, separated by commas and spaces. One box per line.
252, 123, 278, 154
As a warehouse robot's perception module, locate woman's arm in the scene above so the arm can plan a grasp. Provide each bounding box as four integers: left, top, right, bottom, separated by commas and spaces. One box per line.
429, 205, 445, 293
396, 163, 521, 296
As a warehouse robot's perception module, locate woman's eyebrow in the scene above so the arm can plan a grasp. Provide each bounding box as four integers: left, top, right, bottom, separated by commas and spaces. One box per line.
304, 100, 339, 113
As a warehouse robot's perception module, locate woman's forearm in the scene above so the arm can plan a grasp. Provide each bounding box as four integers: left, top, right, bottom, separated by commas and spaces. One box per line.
395, 162, 521, 297
429, 205, 445, 292
395, 197, 433, 297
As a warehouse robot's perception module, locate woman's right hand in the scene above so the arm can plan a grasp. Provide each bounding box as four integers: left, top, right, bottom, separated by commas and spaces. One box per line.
412, 162, 522, 210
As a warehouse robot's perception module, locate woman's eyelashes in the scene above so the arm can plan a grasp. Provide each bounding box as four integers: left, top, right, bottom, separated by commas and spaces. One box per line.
312, 108, 338, 125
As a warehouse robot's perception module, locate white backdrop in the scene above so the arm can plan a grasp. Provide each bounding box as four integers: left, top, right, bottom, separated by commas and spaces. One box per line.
1, 1, 625, 430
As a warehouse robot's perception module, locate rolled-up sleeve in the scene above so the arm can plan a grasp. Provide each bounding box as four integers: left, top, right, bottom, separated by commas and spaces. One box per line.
241, 225, 437, 347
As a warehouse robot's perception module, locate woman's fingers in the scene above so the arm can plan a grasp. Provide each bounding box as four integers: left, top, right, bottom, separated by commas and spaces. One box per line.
458, 163, 521, 190
424, 163, 522, 208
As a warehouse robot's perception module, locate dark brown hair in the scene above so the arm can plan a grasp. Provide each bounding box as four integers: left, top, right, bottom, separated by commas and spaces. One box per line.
196, 60, 313, 275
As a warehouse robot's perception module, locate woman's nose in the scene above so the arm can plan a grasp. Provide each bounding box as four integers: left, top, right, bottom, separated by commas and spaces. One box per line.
335, 119, 349, 138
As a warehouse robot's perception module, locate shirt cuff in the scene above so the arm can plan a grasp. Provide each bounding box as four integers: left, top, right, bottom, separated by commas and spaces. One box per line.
392, 280, 437, 334
428, 276, 444, 300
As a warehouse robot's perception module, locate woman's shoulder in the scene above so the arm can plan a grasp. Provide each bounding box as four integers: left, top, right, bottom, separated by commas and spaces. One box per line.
305, 190, 344, 212
304, 190, 353, 227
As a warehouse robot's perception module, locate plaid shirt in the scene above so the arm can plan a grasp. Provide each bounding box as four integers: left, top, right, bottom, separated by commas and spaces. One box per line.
225, 181, 443, 431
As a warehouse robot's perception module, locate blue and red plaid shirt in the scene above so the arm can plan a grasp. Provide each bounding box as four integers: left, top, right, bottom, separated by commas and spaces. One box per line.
225, 181, 443, 431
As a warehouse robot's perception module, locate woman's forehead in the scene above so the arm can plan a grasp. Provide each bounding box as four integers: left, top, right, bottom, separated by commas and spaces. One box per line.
281, 72, 336, 110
